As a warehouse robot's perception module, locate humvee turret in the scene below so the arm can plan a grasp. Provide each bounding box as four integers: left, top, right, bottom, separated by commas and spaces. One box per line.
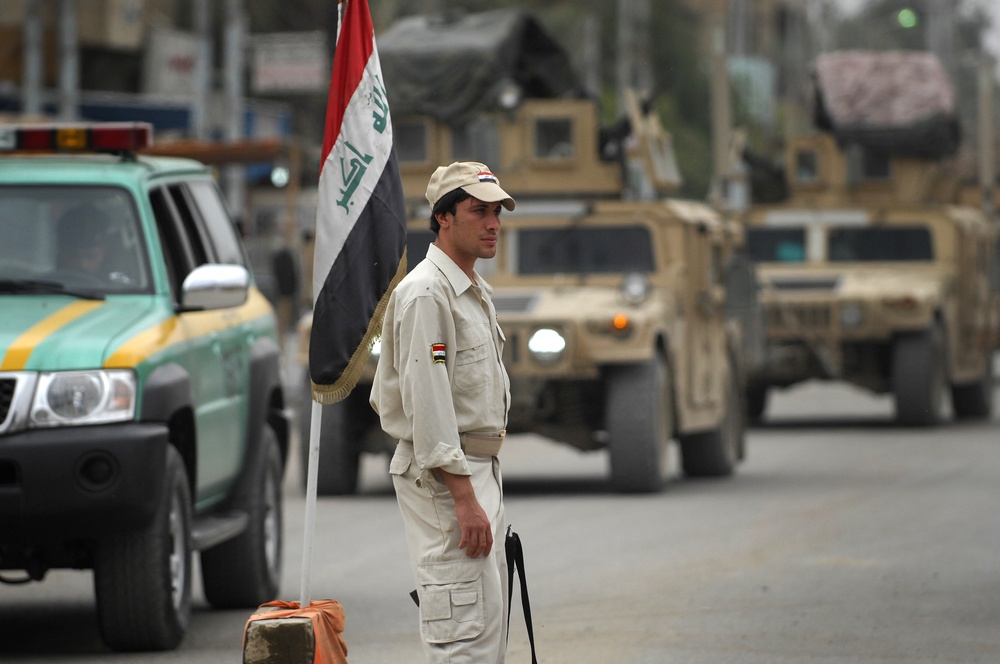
741, 52, 1000, 425
298, 9, 756, 493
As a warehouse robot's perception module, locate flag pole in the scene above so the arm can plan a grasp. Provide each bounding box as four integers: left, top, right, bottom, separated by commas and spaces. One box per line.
299, 400, 323, 608
298, 0, 346, 611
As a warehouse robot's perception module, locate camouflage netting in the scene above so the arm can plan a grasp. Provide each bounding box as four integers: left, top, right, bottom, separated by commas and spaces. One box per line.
378, 9, 584, 124
812, 51, 961, 159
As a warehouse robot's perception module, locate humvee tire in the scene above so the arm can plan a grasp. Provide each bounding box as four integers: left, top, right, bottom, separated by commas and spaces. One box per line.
950, 356, 994, 419
680, 368, 744, 477
605, 355, 672, 493
299, 375, 363, 496
746, 385, 768, 423
892, 325, 947, 426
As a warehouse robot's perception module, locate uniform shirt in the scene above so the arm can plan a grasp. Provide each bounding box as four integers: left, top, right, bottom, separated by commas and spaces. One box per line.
371, 243, 510, 477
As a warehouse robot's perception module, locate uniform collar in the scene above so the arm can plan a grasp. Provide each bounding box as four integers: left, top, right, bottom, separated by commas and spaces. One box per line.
425, 243, 491, 296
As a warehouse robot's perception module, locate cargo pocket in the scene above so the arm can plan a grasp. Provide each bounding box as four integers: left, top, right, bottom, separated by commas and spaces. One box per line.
454, 324, 491, 392
415, 559, 485, 643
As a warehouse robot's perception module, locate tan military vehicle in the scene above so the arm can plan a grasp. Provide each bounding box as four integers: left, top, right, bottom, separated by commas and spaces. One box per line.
741, 52, 1000, 426
296, 9, 756, 493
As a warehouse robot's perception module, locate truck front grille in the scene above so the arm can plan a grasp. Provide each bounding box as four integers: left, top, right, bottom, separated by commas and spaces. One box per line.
766, 303, 831, 331
0, 378, 15, 429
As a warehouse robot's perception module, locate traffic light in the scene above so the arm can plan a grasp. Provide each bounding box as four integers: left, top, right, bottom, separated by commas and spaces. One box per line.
897, 8, 918, 29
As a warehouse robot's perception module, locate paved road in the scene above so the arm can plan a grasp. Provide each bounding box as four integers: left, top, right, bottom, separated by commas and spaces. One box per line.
2, 381, 999, 663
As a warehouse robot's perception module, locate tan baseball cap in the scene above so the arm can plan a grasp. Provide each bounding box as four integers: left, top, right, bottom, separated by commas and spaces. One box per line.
425, 161, 516, 211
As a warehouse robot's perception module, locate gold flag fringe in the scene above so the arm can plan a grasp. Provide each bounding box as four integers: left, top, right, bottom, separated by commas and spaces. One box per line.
311, 251, 408, 404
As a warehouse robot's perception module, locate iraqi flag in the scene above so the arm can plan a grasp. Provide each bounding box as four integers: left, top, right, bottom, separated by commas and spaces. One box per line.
310, 0, 407, 404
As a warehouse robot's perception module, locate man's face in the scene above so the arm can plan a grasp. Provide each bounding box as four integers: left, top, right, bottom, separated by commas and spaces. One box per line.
443, 195, 502, 263
66, 242, 106, 275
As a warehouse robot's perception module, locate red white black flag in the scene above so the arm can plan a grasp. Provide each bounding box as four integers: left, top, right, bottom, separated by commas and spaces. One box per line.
310, 0, 407, 404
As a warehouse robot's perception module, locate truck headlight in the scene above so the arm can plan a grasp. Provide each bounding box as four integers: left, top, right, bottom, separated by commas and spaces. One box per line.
839, 303, 863, 328
30, 370, 136, 427
620, 273, 652, 305
528, 328, 566, 364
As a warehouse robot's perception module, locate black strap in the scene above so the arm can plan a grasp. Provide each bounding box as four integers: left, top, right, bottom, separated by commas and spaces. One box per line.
506, 525, 538, 663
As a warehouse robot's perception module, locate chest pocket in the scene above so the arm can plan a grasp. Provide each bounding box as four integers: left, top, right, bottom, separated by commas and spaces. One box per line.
454, 323, 491, 392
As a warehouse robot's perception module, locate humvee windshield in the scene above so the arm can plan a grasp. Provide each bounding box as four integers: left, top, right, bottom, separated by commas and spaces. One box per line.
514, 225, 655, 275
828, 226, 933, 262
0, 185, 151, 295
746, 228, 806, 263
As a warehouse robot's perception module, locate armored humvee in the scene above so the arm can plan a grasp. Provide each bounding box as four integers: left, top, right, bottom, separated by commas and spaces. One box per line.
298, 9, 756, 493
741, 52, 1000, 426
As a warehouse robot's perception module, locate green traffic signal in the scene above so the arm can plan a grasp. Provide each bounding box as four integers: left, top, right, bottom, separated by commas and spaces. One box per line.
897, 8, 918, 29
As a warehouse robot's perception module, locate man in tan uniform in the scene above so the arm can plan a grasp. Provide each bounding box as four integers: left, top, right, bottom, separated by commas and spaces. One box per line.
370, 161, 514, 663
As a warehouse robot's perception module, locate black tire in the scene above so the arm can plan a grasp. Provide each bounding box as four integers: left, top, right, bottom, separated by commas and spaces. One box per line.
950, 354, 994, 419
201, 426, 284, 608
892, 326, 947, 426
679, 366, 744, 477
605, 355, 673, 493
746, 384, 768, 423
94, 445, 192, 652
299, 380, 363, 496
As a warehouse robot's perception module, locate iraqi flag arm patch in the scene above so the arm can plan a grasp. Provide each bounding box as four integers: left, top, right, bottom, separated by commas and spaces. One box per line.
431, 343, 447, 363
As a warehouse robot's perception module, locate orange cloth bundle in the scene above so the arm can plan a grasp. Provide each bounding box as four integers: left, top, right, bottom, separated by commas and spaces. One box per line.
243, 599, 349, 664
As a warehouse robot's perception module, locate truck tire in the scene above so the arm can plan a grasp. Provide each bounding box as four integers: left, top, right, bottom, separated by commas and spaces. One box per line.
202, 425, 283, 607
679, 367, 744, 477
950, 355, 994, 419
746, 384, 768, 423
605, 355, 673, 493
94, 445, 192, 652
892, 325, 947, 426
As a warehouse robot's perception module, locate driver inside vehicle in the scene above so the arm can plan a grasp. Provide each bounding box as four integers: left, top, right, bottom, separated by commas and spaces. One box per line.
55, 203, 131, 285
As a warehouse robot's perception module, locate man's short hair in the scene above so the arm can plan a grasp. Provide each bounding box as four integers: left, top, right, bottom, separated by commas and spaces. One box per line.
428, 188, 472, 234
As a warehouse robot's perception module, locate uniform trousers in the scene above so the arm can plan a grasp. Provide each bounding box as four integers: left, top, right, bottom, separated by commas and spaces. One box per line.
390, 442, 508, 664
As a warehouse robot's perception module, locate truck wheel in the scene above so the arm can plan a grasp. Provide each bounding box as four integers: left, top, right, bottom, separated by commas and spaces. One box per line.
94, 445, 192, 652
300, 398, 363, 495
679, 367, 744, 477
892, 326, 947, 426
746, 385, 768, 423
950, 355, 994, 419
202, 425, 283, 608
605, 355, 673, 493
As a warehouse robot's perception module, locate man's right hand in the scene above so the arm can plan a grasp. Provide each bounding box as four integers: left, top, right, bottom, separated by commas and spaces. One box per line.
437, 469, 493, 558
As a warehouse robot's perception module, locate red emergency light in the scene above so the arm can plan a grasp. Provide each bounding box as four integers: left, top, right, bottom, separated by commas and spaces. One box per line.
0, 122, 153, 153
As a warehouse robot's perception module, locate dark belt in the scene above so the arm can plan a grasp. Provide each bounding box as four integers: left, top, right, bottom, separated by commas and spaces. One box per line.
459, 430, 505, 457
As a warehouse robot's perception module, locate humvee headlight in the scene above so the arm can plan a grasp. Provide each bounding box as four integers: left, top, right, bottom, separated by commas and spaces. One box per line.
528, 328, 566, 364
30, 370, 136, 427
840, 303, 863, 328
620, 273, 652, 305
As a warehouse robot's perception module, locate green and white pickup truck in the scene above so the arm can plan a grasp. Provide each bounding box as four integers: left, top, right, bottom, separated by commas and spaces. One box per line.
0, 123, 289, 651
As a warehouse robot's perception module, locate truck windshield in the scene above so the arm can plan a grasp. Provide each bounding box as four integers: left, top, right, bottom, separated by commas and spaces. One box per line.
515, 225, 655, 275
827, 226, 933, 262
0, 185, 152, 295
746, 228, 806, 263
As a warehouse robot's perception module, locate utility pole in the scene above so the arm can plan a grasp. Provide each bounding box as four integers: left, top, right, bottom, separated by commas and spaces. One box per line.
223, 0, 247, 223
57, 0, 79, 120
22, 0, 43, 117
191, 1, 211, 139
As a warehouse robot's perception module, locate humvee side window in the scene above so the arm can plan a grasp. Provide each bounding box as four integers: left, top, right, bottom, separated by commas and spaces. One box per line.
795, 150, 817, 182
451, 118, 499, 166
534, 118, 574, 160
515, 226, 654, 275
746, 228, 806, 263
827, 226, 932, 262
395, 120, 428, 164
